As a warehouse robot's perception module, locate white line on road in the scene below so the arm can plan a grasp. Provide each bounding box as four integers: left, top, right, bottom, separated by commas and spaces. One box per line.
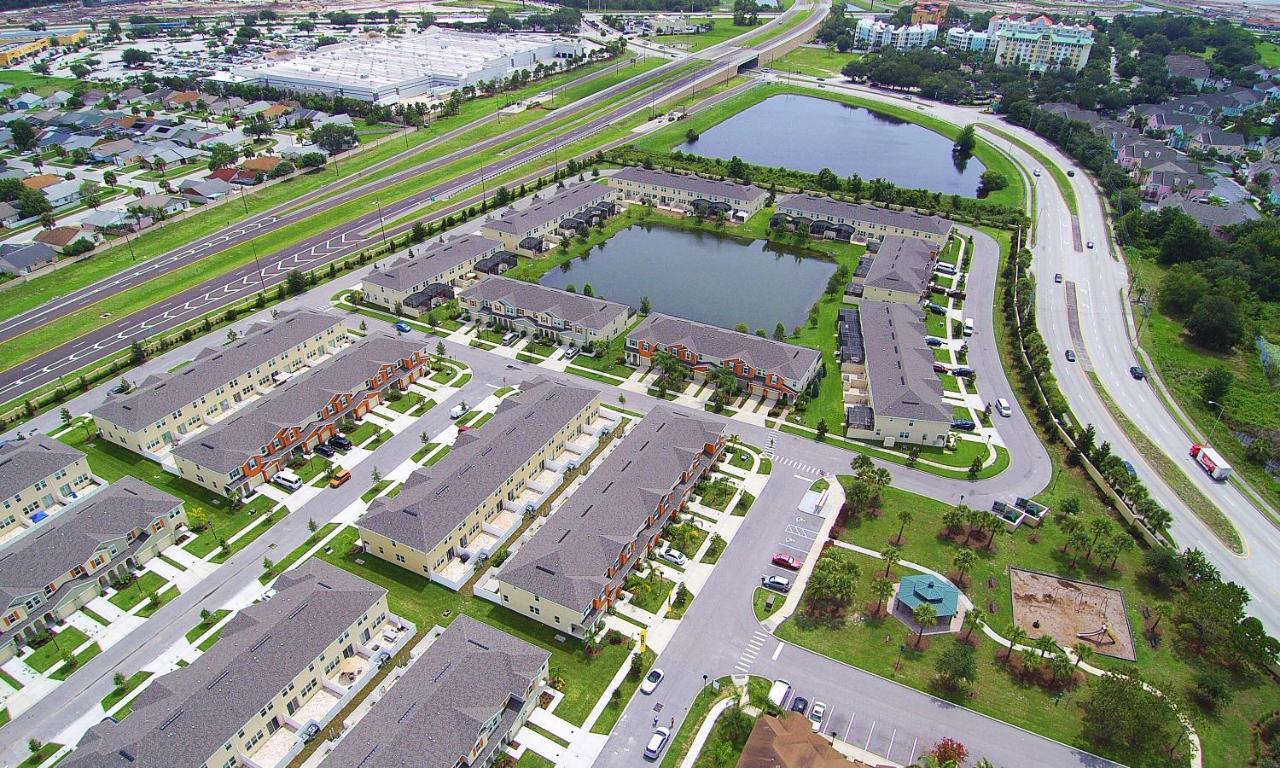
771, 642, 782, 661
844, 713, 856, 743
864, 721, 875, 752
908, 737, 919, 764
886, 728, 897, 758
792, 474, 812, 481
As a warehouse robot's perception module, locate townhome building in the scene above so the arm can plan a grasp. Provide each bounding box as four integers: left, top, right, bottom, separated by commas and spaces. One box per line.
773, 194, 953, 246
360, 379, 608, 589
840, 300, 951, 446
362, 233, 505, 317
481, 182, 617, 254
0, 435, 100, 543
92, 309, 348, 460
458, 276, 632, 348
171, 332, 430, 497
62, 560, 406, 768
319, 615, 548, 768
496, 407, 724, 638
609, 166, 769, 218
627, 314, 822, 399
0, 477, 184, 664
857, 235, 940, 304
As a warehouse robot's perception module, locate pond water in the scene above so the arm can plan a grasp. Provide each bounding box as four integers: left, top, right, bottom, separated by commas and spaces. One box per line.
677, 93, 987, 196
538, 222, 835, 332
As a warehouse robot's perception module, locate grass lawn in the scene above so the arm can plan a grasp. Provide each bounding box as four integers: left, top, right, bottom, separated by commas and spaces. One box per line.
185, 609, 230, 643
753, 587, 783, 621
197, 628, 226, 652
101, 671, 151, 711
0, 71, 81, 95
731, 490, 756, 516
25, 626, 90, 673
51, 642, 102, 680
412, 442, 443, 463
664, 521, 709, 558
185, 494, 277, 558
290, 454, 332, 484
728, 448, 755, 471
261, 523, 340, 583
517, 752, 556, 768
653, 21, 761, 52
774, 45, 861, 77
592, 648, 657, 734
1258, 40, 1280, 67
109, 571, 167, 611
317, 527, 630, 725
701, 534, 728, 564
425, 445, 453, 466
661, 677, 737, 768
386, 391, 425, 414
624, 571, 676, 614
697, 476, 737, 511
16, 743, 62, 768
81, 606, 110, 625
136, 585, 180, 618
361, 481, 392, 503
0, 667, 23, 690
346, 420, 383, 446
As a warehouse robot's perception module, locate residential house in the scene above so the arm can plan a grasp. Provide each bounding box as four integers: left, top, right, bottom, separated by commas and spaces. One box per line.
129, 193, 188, 217
21, 173, 62, 191
627, 313, 822, 398
609, 166, 769, 218
458, 277, 632, 348
61, 560, 404, 768
162, 90, 202, 110
1142, 166, 1212, 202
774, 194, 953, 246
1187, 126, 1247, 158
0, 201, 24, 228
1166, 54, 1215, 90
360, 379, 606, 589
92, 309, 348, 459
857, 235, 940, 304
0, 477, 184, 664
318, 616, 548, 768
41, 179, 83, 209
363, 233, 503, 317
1157, 195, 1256, 236
178, 177, 235, 204
0, 434, 98, 542
480, 183, 617, 253
0, 242, 57, 275
988, 15, 1094, 72
116, 87, 147, 104
34, 226, 101, 253
496, 407, 725, 637
88, 138, 136, 164
240, 155, 284, 177
12, 93, 42, 110
741, 712, 890, 768
260, 103, 292, 123
170, 332, 430, 497
81, 208, 148, 233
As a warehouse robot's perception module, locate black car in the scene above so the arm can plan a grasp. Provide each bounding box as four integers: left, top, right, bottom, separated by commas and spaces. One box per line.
790, 696, 809, 714
1065, 349, 1077, 362
1129, 366, 1146, 380
314, 443, 336, 458
328, 435, 354, 451
951, 419, 976, 431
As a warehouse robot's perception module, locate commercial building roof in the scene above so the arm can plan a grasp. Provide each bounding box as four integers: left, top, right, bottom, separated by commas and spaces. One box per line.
363, 233, 501, 293
320, 615, 548, 768
611, 166, 767, 205
628, 313, 821, 383
459, 276, 630, 331
484, 183, 614, 237
361, 378, 598, 552
92, 309, 345, 432
864, 235, 938, 296
858, 300, 950, 422
776, 194, 953, 237
0, 434, 85, 503
172, 332, 425, 474
501, 407, 723, 611
0, 477, 180, 610
63, 560, 386, 768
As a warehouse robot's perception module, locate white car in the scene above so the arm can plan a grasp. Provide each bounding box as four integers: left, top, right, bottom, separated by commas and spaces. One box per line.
644, 727, 671, 760
659, 548, 687, 567
640, 668, 665, 695
449, 403, 469, 420
809, 701, 828, 731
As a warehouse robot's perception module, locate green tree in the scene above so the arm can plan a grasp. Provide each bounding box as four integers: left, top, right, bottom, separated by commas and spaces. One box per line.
640, 295, 651, 314
10, 119, 36, 151
953, 124, 977, 155
935, 642, 976, 690
285, 269, 306, 295
912, 602, 938, 643
1199, 364, 1233, 405
312, 123, 358, 154
805, 553, 859, 617
1186, 293, 1242, 351
871, 576, 895, 616
1156, 263, 1209, 317
1080, 673, 1184, 757
952, 549, 976, 587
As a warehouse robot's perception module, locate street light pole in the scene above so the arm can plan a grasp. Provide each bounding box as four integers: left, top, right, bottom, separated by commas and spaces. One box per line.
373, 199, 389, 246
1205, 400, 1226, 445
249, 238, 268, 298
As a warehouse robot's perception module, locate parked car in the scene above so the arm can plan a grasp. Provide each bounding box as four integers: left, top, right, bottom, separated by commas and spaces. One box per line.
644, 728, 672, 760
924, 301, 946, 314
790, 696, 809, 714
932, 362, 950, 374
809, 701, 828, 731
1065, 349, 1077, 362
329, 468, 352, 489
328, 435, 353, 451
1086, 241, 1095, 250
450, 403, 469, 419
564, 346, 580, 360
947, 288, 966, 300
314, 443, 336, 458
640, 668, 665, 695
374, 650, 392, 668
301, 723, 320, 744
952, 366, 975, 379
924, 336, 944, 348
659, 548, 687, 567
394, 321, 412, 333
771, 552, 801, 570
272, 470, 302, 492
951, 419, 976, 431
1054, 273, 1063, 283
1129, 366, 1146, 380
995, 398, 1012, 417
763, 575, 791, 593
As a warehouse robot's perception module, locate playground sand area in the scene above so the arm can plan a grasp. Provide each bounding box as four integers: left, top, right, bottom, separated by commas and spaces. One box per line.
1009, 568, 1136, 661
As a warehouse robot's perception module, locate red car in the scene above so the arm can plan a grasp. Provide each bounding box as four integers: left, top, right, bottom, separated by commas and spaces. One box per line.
772, 553, 801, 570
932, 362, 950, 374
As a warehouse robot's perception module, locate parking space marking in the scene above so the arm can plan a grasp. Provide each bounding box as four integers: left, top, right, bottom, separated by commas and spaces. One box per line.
908, 737, 919, 764
864, 721, 876, 752
777, 542, 809, 554
886, 728, 897, 758
843, 713, 856, 743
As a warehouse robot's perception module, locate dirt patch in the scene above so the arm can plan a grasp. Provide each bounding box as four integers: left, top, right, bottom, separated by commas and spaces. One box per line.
1009, 567, 1136, 661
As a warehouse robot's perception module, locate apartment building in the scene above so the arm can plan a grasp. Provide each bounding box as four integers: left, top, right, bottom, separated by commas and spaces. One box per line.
92, 310, 348, 459
0, 478, 184, 664
627, 313, 822, 398
458, 276, 632, 348
172, 332, 430, 497
988, 15, 1093, 73
63, 560, 401, 768
840, 301, 951, 446
773, 194, 953, 246
944, 26, 989, 52
481, 182, 617, 254
496, 407, 725, 638
609, 166, 769, 219
854, 19, 939, 50
360, 379, 606, 589
859, 235, 941, 304
362, 233, 505, 317
0, 435, 99, 542
320, 615, 548, 768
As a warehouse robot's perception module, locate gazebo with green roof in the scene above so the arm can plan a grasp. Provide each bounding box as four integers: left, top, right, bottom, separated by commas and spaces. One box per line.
894, 574, 960, 627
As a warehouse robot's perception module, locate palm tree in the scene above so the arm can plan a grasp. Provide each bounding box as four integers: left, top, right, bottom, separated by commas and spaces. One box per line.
942, 506, 965, 535
881, 544, 902, 578
1003, 623, 1028, 660
1033, 634, 1059, 659
912, 602, 938, 644
1066, 530, 1091, 567
1149, 602, 1172, 633
871, 576, 895, 616
1109, 534, 1134, 570
1049, 652, 1076, 684
962, 606, 985, 642
1071, 641, 1094, 671
952, 549, 976, 587
1059, 515, 1081, 550
982, 515, 1001, 551
894, 509, 914, 545
1085, 517, 1113, 560
962, 505, 983, 543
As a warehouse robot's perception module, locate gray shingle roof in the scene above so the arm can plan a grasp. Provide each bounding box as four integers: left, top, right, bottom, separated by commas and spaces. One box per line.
0, 477, 180, 610
363, 233, 501, 293
459, 276, 630, 331
776, 194, 953, 236
0, 242, 57, 273
172, 331, 426, 474
864, 236, 938, 296
484, 183, 614, 237
63, 560, 386, 768
361, 378, 598, 553
611, 166, 767, 206
501, 407, 723, 612
859, 300, 950, 422
92, 309, 345, 431
628, 314, 820, 383
0, 434, 84, 503
320, 615, 548, 768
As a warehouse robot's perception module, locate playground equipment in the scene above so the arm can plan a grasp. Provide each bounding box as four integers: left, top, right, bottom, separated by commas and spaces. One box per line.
1076, 623, 1117, 646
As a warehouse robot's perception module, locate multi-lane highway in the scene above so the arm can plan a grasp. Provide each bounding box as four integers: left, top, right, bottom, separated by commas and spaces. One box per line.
0, 3, 825, 403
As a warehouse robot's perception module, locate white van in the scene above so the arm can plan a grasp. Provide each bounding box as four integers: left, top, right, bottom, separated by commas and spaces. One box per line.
963, 318, 975, 337
449, 403, 469, 420
272, 469, 303, 491
502, 331, 519, 345
934, 262, 957, 276
995, 398, 1012, 418
768, 679, 793, 709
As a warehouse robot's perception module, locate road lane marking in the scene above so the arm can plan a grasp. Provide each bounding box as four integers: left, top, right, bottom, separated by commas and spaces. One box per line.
771, 642, 782, 660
